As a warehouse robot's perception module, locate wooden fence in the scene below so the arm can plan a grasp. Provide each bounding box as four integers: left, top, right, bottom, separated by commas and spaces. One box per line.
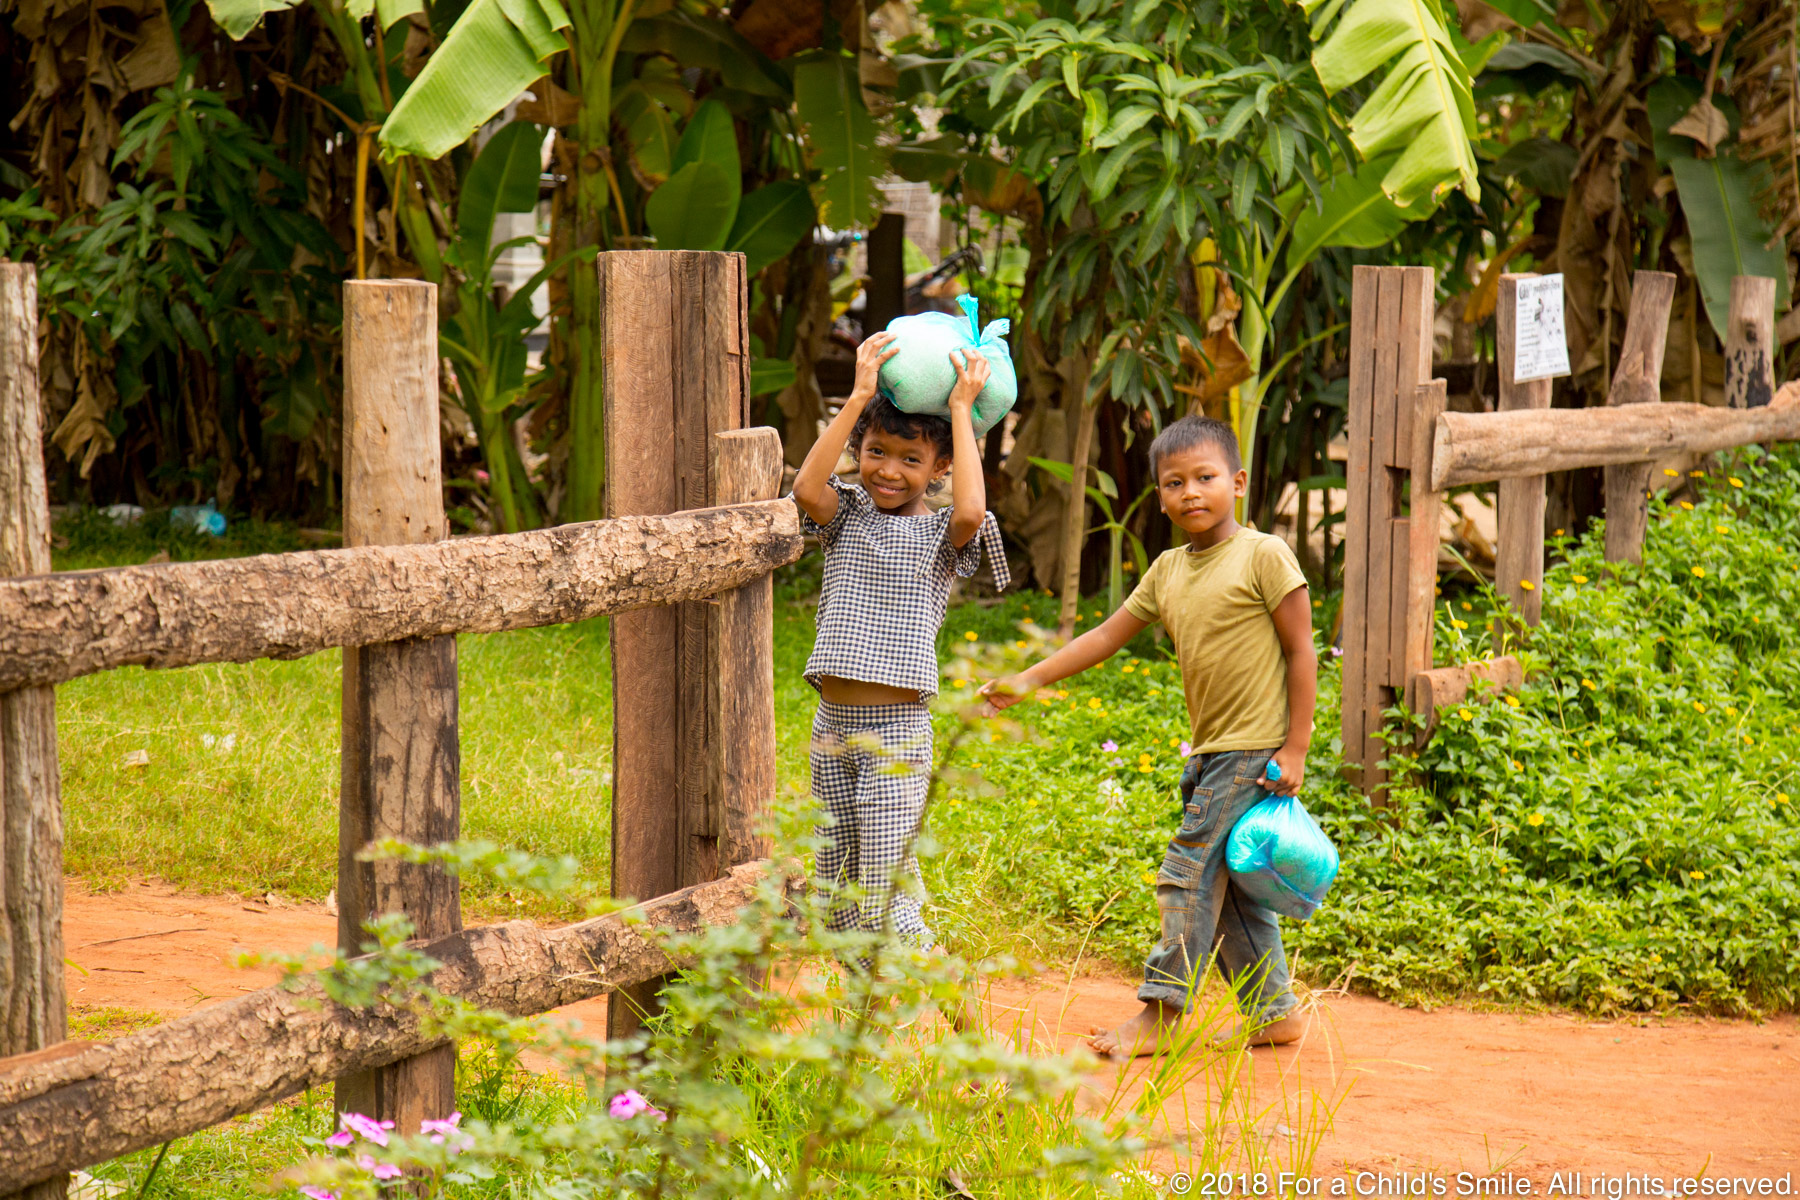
1341, 265, 1800, 791
0, 256, 800, 1193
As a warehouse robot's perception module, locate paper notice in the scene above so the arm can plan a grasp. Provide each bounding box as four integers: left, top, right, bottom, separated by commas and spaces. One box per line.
1512, 274, 1571, 383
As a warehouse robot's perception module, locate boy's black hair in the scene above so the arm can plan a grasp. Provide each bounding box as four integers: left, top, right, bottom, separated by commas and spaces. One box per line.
850, 395, 955, 461
1149, 414, 1242, 475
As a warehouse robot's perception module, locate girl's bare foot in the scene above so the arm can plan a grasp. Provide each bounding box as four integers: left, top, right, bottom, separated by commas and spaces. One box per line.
1086, 999, 1183, 1060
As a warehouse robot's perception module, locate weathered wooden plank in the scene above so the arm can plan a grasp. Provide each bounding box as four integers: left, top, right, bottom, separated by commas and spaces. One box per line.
712, 429, 783, 869
1432, 393, 1800, 490
1408, 655, 1525, 746
0, 262, 66, 1200
1339, 266, 1378, 782
0, 502, 804, 692
1361, 270, 1404, 790
1495, 275, 1552, 626
1389, 269, 1434, 690
335, 278, 459, 1138
0, 861, 789, 1191
1405, 380, 1448, 683
1602, 272, 1677, 565
1724, 275, 1777, 409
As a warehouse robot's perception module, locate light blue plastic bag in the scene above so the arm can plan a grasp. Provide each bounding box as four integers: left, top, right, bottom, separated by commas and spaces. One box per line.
1225, 773, 1340, 920
876, 295, 1018, 437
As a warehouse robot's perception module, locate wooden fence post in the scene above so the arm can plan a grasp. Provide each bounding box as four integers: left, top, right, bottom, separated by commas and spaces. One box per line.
1495, 275, 1551, 625
335, 280, 461, 1137
1340, 265, 1433, 796
0, 264, 68, 1200
602, 250, 761, 1038
1602, 271, 1676, 565
1725, 275, 1777, 409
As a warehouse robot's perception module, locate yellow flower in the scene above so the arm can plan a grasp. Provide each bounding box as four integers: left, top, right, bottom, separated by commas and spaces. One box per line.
1121, 666, 1135, 674
1129, 658, 1141, 664
1520, 579, 1535, 590
1098, 710, 1108, 717
1313, 598, 1323, 608
1139, 765, 1154, 774
1451, 619, 1468, 630
964, 631, 978, 641
1572, 575, 1588, 584
1693, 701, 1707, 713
1505, 695, 1520, 707
1510, 759, 1523, 771
1087, 697, 1102, 709
1690, 566, 1705, 577
1679, 501, 1694, 511
1581, 679, 1596, 690
1024, 796, 1037, 807
1148, 688, 1161, 695
1138, 753, 1153, 765
1141, 870, 1157, 886
1093, 610, 1104, 618
1663, 468, 1681, 477
1728, 477, 1744, 488
1015, 639, 1028, 649
1725, 705, 1738, 717
1714, 525, 1729, 535
1457, 707, 1475, 721
1650, 953, 1662, 964
1744, 735, 1754, 746
1554, 528, 1565, 537
1056, 690, 1069, 699
953, 679, 967, 689
1689, 469, 1705, 478
1169, 737, 1181, 747
989, 733, 1001, 743
1777, 792, 1791, 805
1689, 870, 1705, 880
1461, 601, 1473, 611
1527, 813, 1544, 827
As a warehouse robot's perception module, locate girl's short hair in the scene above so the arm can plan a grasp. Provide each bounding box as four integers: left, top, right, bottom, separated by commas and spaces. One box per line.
850, 395, 955, 461
1150, 415, 1242, 475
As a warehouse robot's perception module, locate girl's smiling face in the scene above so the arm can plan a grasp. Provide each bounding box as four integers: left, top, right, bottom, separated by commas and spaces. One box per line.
857, 428, 950, 514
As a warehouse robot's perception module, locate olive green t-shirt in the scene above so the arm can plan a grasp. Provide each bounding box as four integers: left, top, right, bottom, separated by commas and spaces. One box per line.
1122, 529, 1308, 753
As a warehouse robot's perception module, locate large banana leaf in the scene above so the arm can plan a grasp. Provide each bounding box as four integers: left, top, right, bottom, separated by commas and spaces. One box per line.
206, 0, 300, 39
379, 0, 571, 160
793, 56, 890, 228
645, 162, 738, 251
620, 13, 790, 100
1304, 0, 1480, 207
1287, 154, 1426, 264
1669, 154, 1790, 341
725, 181, 814, 276
457, 122, 544, 265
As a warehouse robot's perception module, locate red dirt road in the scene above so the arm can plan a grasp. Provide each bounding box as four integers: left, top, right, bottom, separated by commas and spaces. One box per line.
64, 880, 1800, 1182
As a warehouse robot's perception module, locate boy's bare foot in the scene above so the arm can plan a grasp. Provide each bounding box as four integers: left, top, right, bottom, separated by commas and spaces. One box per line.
929, 946, 982, 1035
1209, 1011, 1307, 1049
1086, 999, 1183, 1060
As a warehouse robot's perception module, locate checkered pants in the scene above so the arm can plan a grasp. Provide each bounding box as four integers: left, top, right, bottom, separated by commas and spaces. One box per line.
810, 700, 935, 948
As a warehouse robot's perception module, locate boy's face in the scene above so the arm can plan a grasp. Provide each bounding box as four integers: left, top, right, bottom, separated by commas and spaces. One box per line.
857, 428, 951, 512
1155, 442, 1247, 539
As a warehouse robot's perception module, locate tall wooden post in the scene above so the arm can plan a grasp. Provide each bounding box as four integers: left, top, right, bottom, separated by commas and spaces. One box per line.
1724, 275, 1777, 409
0, 266, 68, 1200
602, 250, 769, 1038
1340, 265, 1433, 795
1495, 276, 1552, 625
335, 280, 461, 1135
1603, 271, 1677, 565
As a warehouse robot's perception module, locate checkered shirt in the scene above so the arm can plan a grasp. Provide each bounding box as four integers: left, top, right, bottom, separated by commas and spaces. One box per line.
800, 475, 1009, 700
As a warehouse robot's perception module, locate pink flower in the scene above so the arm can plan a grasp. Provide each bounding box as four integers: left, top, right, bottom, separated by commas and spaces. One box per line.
338, 1112, 392, 1147
609, 1089, 665, 1121
1100, 740, 1118, 753
358, 1156, 403, 1181
1179, 741, 1192, 757
300, 1188, 337, 1200
474, 468, 490, 484
324, 1130, 354, 1149
421, 1111, 472, 1151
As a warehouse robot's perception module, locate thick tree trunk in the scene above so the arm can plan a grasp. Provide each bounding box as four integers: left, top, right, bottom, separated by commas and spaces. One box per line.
1431, 388, 1800, 490
0, 499, 804, 691
0, 262, 67, 1200
0, 862, 789, 1191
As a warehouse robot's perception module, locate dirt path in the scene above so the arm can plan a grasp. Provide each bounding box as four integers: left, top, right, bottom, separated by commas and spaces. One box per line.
64, 881, 1800, 1182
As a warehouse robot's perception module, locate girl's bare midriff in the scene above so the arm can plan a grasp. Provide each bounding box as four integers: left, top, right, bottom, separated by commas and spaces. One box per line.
818, 675, 922, 706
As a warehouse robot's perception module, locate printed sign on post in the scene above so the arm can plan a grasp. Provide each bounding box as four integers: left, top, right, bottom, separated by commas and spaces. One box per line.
1513, 274, 1571, 383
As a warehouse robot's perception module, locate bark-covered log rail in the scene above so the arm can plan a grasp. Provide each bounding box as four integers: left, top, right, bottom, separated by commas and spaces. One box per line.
1430, 387, 1800, 491
0, 861, 787, 1189
0, 499, 802, 691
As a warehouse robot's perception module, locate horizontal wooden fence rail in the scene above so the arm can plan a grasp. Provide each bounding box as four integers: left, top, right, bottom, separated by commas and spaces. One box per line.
1431, 388, 1800, 490
0, 860, 790, 1189
0, 499, 802, 692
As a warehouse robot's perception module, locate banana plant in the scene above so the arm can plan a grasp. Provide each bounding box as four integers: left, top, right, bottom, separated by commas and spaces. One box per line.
439, 122, 593, 533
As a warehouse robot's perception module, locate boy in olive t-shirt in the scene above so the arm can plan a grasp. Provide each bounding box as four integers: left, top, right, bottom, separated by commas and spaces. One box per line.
979, 415, 1318, 1060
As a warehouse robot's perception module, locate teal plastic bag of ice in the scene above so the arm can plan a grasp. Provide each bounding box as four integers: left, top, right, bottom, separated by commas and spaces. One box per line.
876, 295, 1018, 437
1225, 791, 1340, 920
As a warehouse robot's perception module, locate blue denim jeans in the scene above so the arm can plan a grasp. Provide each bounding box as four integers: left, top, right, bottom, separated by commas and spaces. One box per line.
1139, 749, 1297, 1022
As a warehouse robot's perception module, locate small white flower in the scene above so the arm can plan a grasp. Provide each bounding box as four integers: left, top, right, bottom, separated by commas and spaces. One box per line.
1097, 778, 1126, 812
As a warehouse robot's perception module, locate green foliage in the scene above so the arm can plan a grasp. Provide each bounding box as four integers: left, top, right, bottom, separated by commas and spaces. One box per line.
794, 57, 893, 229
726, 182, 817, 276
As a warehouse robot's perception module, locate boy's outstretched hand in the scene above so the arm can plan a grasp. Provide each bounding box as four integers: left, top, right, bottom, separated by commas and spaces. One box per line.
1266, 743, 1306, 795
850, 331, 899, 402
976, 675, 1028, 715
948, 348, 990, 410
